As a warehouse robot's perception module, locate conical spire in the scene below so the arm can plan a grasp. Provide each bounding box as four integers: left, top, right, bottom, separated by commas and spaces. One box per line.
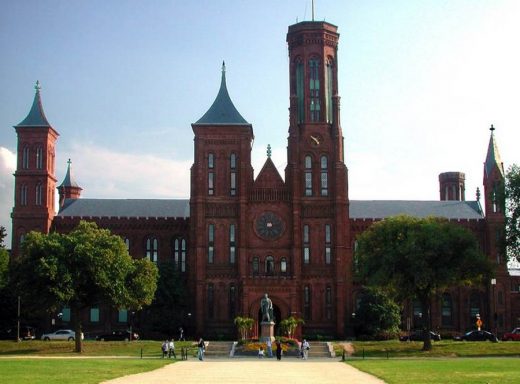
484, 124, 504, 177
195, 62, 249, 125
59, 159, 81, 189
15, 81, 51, 127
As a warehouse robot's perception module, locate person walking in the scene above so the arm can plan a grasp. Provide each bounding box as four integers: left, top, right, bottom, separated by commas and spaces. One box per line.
168, 339, 176, 359
197, 337, 205, 361
161, 340, 168, 358
266, 338, 273, 358
302, 339, 310, 360
275, 339, 282, 360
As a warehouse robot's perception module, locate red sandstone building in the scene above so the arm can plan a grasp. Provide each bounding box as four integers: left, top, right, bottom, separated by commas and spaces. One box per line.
10, 21, 520, 338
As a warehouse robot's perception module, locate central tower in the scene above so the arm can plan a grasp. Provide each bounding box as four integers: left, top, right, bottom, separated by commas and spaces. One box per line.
285, 21, 350, 336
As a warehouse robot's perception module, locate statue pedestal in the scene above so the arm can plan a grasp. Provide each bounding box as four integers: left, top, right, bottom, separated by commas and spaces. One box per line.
260, 321, 275, 342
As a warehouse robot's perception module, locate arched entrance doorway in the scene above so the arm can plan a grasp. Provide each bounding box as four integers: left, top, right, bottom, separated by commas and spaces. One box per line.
257, 304, 282, 337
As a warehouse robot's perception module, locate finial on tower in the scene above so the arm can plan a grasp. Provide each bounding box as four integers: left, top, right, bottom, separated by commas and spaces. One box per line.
34, 80, 41, 92
267, 144, 272, 158
476, 187, 481, 202
222, 61, 226, 73
490, 124, 495, 132
67, 158, 72, 166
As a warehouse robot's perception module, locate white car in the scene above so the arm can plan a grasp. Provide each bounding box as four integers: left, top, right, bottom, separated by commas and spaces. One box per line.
41, 329, 83, 341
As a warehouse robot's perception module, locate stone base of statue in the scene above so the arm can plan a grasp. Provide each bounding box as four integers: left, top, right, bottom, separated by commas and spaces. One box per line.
260, 321, 275, 342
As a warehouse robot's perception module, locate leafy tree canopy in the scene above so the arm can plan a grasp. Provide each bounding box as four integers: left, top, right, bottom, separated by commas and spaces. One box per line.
12, 221, 158, 352
356, 215, 493, 350
354, 288, 401, 339
0, 226, 9, 290
505, 164, 520, 261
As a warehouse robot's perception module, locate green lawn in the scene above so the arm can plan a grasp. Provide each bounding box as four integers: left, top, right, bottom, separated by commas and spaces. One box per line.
0, 358, 172, 384
348, 358, 520, 384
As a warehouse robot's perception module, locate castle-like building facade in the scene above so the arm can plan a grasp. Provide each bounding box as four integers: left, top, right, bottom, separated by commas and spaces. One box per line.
11, 21, 520, 338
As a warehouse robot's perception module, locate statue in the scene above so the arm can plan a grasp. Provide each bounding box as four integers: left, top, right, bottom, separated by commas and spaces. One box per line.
261, 293, 274, 322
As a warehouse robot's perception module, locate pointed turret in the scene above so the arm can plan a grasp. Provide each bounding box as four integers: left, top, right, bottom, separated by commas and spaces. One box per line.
15, 81, 51, 128
484, 124, 504, 178
58, 159, 82, 208
195, 62, 249, 125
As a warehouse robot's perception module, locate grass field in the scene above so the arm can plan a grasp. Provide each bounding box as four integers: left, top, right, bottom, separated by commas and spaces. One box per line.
0, 358, 172, 384
348, 358, 520, 384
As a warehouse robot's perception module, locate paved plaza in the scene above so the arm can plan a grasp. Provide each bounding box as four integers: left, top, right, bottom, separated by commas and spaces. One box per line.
101, 357, 386, 384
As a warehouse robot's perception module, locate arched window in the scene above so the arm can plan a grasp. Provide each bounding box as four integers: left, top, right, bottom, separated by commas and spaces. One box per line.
304, 156, 312, 196
309, 58, 321, 121
35, 146, 43, 169
304, 286, 311, 320
303, 225, 310, 264
320, 155, 328, 196
295, 58, 305, 122
325, 286, 332, 320
229, 224, 236, 264
324, 224, 332, 264
208, 224, 215, 264
229, 284, 236, 319
252, 257, 259, 275
230, 153, 237, 196
35, 183, 43, 206
22, 146, 29, 169
207, 283, 214, 319
325, 58, 334, 123
441, 293, 453, 326
208, 153, 215, 195
124, 238, 130, 250
145, 237, 158, 262
265, 256, 274, 275
280, 257, 287, 274
20, 184, 28, 206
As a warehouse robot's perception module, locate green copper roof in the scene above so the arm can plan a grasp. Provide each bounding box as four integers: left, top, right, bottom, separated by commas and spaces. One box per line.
58, 159, 81, 189
484, 125, 504, 177
15, 81, 51, 127
195, 62, 249, 125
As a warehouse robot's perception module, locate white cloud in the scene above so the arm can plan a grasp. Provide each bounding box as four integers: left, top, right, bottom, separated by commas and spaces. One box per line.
0, 147, 16, 249
57, 143, 192, 199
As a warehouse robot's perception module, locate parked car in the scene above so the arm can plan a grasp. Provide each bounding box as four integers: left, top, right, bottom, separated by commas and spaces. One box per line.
96, 330, 139, 341
453, 330, 498, 342
400, 330, 441, 342
502, 328, 520, 341
0, 325, 36, 340
41, 329, 83, 341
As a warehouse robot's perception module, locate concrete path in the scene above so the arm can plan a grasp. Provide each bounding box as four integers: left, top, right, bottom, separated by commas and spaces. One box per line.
101, 357, 386, 384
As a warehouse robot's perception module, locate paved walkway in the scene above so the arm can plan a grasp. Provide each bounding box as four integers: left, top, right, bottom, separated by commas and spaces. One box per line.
100, 357, 386, 384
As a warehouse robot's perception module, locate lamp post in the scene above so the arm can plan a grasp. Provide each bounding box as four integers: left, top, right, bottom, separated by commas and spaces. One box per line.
491, 278, 497, 336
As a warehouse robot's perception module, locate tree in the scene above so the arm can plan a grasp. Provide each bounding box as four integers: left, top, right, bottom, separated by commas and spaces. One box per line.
279, 316, 304, 339
0, 226, 8, 290
356, 215, 493, 351
354, 288, 401, 339
234, 316, 254, 340
505, 164, 520, 261
12, 221, 158, 352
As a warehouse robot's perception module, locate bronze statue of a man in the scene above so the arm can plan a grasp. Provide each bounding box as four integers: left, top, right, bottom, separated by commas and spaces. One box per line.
261, 293, 274, 322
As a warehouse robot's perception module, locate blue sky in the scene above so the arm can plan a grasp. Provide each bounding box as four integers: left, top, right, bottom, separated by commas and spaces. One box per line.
1, 0, 519, 247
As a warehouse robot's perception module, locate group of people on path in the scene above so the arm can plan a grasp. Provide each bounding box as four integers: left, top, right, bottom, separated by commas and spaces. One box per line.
161, 339, 177, 359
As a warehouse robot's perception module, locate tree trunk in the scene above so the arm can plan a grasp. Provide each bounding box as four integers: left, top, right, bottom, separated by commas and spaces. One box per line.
72, 306, 83, 353
421, 297, 432, 351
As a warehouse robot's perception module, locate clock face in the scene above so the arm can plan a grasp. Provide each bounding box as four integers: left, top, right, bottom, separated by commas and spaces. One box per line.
255, 212, 285, 240
309, 134, 323, 147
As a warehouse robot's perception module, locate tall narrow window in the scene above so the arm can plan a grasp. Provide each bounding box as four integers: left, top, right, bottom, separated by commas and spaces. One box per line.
208, 224, 215, 264
304, 286, 311, 320
146, 237, 158, 262
296, 59, 305, 122
325, 286, 332, 320
305, 156, 312, 196
309, 58, 321, 121
303, 225, 310, 264
174, 239, 180, 270
208, 153, 215, 195
252, 257, 259, 275
325, 58, 334, 123
469, 292, 481, 322
124, 238, 130, 250
118, 309, 128, 323
229, 224, 236, 264
180, 239, 187, 272
280, 257, 287, 274
35, 183, 42, 206
325, 224, 332, 264
207, 283, 214, 319
61, 307, 71, 322
265, 256, 274, 275
36, 146, 43, 169
229, 284, 236, 319
441, 293, 453, 326
20, 185, 28, 206
90, 307, 100, 323
22, 146, 29, 169
320, 156, 328, 196
230, 153, 237, 196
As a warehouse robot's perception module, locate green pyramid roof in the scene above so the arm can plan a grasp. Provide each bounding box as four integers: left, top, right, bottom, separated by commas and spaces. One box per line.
484, 125, 504, 177
15, 81, 51, 128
